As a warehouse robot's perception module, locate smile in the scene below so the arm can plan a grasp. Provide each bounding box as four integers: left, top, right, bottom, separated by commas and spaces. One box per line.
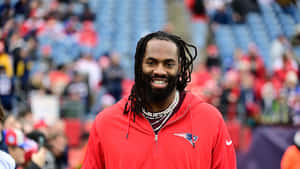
151, 79, 168, 88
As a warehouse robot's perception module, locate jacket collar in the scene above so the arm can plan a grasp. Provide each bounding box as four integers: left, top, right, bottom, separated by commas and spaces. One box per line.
123, 91, 204, 137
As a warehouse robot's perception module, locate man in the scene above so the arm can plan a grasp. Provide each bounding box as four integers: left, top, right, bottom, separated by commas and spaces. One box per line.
0, 104, 15, 169
0, 104, 7, 152
5, 128, 27, 166
5, 128, 47, 169
102, 52, 124, 101
82, 31, 236, 169
0, 66, 14, 111
0, 149, 16, 169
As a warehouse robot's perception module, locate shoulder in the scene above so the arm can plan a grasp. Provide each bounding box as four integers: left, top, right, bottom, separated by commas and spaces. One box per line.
0, 150, 14, 161
0, 150, 16, 169
284, 145, 299, 155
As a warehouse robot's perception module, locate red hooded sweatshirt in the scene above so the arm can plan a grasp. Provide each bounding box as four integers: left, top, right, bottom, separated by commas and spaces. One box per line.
82, 92, 236, 169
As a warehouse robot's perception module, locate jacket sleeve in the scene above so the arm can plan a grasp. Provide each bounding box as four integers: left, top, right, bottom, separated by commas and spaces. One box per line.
211, 117, 237, 169
82, 121, 105, 169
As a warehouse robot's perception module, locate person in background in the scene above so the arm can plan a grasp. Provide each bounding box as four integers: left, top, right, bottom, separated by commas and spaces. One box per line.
100, 94, 115, 110
48, 132, 68, 169
205, 44, 221, 70
26, 130, 56, 169
60, 89, 85, 118
0, 149, 16, 169
281, 130, 300, 169
63, 71, 90, 113
14, 0, 30, 17
75, 52, 101, 90
0, 104, 8, 152
17, 108, 34, 135
14, 47, 33, 96
5, 128, 47, 169
101, 52, 124, 101
0, 40, 13, 78
0, 104, 15, 169
47, 120, 68, 169
0, 65, 14, 112
212, 5, 232, 25
3, 114, 21, 130
219, 70, 240, 121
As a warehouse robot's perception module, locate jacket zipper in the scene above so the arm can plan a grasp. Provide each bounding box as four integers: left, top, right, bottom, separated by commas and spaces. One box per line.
139, 115, 159, 142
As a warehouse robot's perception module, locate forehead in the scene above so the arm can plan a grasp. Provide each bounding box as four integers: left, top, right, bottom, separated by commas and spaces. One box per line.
144, 39, 178, 60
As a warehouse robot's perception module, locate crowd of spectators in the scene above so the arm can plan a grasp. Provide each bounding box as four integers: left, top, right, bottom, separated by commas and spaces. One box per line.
0, 0, 125, 168
185, 0, 300, 152
0, 0, 128, 117
186, 0, 297, 23
189, 41, 300, 127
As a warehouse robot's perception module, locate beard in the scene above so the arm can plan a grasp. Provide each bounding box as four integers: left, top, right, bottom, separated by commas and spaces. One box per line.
141, 71, 179, 103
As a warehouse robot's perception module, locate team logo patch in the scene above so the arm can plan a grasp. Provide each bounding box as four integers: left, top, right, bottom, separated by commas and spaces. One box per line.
174, 133, 198, 145
8, 135, 15, 144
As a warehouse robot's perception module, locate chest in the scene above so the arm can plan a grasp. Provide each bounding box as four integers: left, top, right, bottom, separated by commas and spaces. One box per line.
101, 121, 215, 169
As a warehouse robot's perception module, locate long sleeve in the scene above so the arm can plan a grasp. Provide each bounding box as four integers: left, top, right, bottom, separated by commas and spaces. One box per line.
0, 150, 16, 169
211, 117, 237, 169
82, 121, 105, 169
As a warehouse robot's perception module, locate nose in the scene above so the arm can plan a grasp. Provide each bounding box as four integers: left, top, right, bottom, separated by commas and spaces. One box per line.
153, 64, 167, 76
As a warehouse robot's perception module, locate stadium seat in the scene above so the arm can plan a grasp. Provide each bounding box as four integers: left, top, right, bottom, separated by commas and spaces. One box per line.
192, 21, 208, 49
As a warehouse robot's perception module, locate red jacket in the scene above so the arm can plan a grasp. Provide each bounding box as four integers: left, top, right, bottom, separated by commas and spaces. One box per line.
82, 92, 236, 169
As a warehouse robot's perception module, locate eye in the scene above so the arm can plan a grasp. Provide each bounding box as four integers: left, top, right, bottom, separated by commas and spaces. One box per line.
146, 61, 153, 65
166, 62, 175, 68
146, 60, 156, 66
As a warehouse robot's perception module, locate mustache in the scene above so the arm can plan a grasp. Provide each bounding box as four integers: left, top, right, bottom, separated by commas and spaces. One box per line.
150, 74, 168, 79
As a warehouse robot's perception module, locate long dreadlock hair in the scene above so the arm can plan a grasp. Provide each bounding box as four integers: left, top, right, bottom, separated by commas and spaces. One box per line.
0, 104, 5, 123
123, 31, 197, 120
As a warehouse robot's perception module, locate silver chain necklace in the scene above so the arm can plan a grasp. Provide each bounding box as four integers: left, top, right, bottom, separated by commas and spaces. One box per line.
142, 90, 179, 120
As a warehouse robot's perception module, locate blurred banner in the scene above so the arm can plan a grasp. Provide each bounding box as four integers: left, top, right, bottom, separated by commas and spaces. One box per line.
238, 126, 298, 169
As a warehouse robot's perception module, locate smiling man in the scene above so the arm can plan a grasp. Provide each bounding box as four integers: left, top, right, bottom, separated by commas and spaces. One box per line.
82, 31, 236, 169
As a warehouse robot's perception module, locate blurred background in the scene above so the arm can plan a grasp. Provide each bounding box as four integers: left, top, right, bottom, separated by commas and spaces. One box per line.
0, 0, 300, 168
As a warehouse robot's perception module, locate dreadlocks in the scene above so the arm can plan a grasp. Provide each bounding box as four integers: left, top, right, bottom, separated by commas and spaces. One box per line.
123, 31, 197, 119
0, 104, 5, 123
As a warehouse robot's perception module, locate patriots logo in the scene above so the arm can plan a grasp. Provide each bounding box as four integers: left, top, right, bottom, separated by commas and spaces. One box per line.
174, 133, 198, 145
8, 135, 15, 144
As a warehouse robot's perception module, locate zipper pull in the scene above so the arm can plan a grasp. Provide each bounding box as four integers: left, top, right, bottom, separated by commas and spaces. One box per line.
155, 134, 158, 142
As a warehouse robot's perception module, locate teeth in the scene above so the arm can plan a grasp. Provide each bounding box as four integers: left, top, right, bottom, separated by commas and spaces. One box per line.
153, 80, 165, 84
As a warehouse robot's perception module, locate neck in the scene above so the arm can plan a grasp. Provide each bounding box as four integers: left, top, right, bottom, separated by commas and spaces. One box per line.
147, 89, 177, 113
